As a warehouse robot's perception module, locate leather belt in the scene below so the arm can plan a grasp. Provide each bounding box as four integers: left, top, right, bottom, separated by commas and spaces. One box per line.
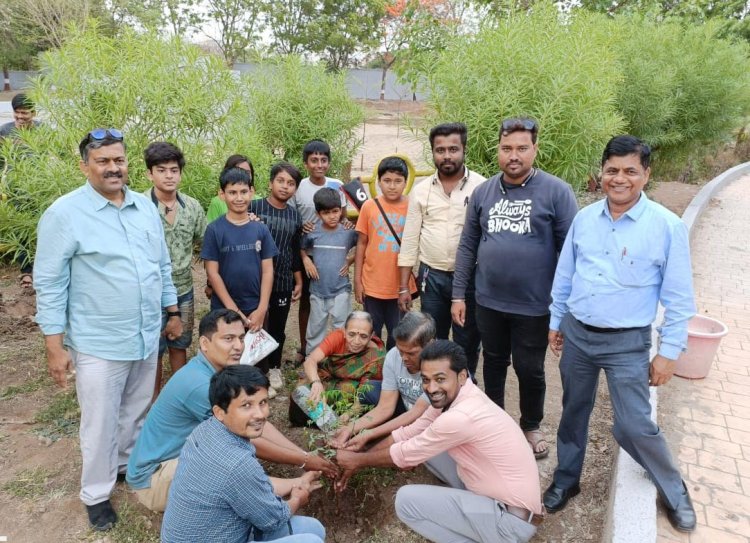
575, 318, 640, 334
503, 504, 545, 527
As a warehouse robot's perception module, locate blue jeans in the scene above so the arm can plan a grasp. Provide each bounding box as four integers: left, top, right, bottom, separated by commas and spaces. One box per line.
417, 263, 481, 375
254, 515, 325, 542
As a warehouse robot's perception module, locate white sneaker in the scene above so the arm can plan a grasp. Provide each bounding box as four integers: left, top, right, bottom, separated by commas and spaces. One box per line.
267, 385, 278, 399
269, 368, 284, 390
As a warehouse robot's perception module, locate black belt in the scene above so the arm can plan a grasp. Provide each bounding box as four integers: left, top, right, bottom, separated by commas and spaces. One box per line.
575, 318, 641, 334
502, 503, 545, 527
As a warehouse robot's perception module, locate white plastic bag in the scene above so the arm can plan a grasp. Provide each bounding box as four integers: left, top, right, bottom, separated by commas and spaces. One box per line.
239, 329, 279, 366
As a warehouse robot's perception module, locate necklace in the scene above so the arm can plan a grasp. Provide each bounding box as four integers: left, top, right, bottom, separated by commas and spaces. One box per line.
158, 199, 177, 214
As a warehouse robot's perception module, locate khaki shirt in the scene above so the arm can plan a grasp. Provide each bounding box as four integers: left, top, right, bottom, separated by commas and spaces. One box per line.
398, 168, 486, 271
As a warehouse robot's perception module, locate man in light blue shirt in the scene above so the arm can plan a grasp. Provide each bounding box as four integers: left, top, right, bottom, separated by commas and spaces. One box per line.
543, 135, 697, 532
34, 129, 182, 531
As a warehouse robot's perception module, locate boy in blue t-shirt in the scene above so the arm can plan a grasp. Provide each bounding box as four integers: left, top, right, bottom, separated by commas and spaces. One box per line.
301, 187, 357, 354
201, 167, 278, 335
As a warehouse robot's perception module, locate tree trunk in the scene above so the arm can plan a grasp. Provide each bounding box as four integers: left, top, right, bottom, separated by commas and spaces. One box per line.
380, 65, 387, 100
3, 65, 10, 92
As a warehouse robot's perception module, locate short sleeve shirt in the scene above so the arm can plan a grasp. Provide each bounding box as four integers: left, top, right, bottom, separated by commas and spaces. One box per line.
200, 217, 278, 312
301, 225, 357, 298
381, 347, 428, 410
290, 177, 347, 224
144, 189, 207, 295
249, 199, 302, 294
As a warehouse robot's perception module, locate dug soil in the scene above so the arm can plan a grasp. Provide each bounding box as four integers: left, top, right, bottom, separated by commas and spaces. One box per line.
0, 99, 703, 542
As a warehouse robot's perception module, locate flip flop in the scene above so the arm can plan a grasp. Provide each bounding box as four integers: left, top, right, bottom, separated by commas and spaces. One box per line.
524, 429, 550, 460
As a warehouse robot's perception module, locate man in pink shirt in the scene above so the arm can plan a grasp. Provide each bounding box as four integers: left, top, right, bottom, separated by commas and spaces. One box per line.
336, 340, 543, 543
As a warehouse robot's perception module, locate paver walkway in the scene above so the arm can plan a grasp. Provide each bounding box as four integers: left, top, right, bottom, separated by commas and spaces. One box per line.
657, 175, 750, 543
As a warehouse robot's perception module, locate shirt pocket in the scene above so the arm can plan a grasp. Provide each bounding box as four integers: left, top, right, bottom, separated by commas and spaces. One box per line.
133, 229, 161, 263
617, 256, 660, 287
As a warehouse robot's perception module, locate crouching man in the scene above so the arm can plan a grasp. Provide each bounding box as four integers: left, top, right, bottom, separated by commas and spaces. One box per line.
162, 365, 326, 543
335, 340, 543, 543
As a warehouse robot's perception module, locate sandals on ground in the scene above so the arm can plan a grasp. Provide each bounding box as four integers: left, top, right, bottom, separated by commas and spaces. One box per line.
524, 429, 550, 460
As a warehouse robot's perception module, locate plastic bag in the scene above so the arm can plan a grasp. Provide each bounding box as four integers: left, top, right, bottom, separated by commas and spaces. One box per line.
239, 329, 279, 366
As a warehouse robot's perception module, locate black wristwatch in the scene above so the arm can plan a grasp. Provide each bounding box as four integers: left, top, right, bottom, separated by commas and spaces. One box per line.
167, 310, 182, 318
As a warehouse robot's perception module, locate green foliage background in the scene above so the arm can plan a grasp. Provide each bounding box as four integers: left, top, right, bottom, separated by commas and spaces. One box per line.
420, 6, 750, 189
0, 25, 363, 262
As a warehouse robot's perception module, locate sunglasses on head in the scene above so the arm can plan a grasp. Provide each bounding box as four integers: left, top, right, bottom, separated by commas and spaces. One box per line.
501, 119, 537, 132
79, 128, 124, 157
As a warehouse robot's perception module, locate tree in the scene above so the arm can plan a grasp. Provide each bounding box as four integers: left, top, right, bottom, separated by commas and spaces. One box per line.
203, 0, 264, 65
265, 0, 384, 71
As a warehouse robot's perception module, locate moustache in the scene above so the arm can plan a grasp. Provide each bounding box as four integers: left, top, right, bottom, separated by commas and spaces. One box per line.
104, 172, 123, 179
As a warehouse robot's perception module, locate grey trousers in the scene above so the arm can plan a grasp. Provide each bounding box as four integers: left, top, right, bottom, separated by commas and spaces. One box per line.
395, 455, 537, 543
71, 348, 157, 505
306, 291, 350, 355
552, 313, 685, 508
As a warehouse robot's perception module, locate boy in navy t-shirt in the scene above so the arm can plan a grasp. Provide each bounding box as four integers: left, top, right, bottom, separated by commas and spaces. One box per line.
201, 167, 278, 337
301, 188, 357, 354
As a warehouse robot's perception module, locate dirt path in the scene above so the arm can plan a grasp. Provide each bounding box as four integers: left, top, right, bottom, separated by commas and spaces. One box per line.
0, 104, 704, 542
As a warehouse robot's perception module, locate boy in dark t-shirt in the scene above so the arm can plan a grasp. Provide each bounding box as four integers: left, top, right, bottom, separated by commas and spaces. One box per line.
249, 162, 303, 390
201, 167, 279, 390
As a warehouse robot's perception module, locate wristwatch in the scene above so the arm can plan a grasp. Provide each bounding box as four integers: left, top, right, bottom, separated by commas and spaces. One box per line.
167, 310, 182, 318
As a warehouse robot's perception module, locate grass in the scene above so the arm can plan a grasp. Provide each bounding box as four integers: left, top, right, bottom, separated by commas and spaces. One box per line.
0, 373, 50, 399
1, 467, 55, 499
33, 388, 80, 440
103, 501, 160, 543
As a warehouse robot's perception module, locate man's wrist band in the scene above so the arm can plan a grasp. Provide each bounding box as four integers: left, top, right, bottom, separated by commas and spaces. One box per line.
300, 451, 309, 469
451, 299, 465, 303
167, 310, 182, 318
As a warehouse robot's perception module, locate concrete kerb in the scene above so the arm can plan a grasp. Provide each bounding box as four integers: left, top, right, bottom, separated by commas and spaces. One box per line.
602, 160, 750, 543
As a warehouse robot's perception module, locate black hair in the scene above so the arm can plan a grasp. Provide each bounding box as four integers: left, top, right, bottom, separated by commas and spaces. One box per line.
220, 167, 254, 190
419, 339, 468, 375
209, 365, 270, 412
11, 93, 34, 111
377, 156, 409, 180
270, 161, 302, 187
198, 308, 244, 340
303, 139, 331, 162
313, 186, 342, 212
393, 312, 436, 347
144, 141, 185, 171
428, 123, 467, 149
499, 117, 538, 144
223, 154, 255, 182
602, 135, 651, 169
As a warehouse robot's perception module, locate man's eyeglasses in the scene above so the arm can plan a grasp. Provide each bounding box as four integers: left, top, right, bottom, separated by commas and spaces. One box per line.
79, 128, 124, 157
501, 119, 537, 132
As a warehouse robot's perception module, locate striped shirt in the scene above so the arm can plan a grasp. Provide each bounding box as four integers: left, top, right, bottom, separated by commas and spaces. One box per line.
250, 198, 302, 294
161, 416, 291, 543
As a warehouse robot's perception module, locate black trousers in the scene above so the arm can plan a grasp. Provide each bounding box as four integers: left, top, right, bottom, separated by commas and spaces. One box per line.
363, 296, 403, 350
260, 290, 293, 373
475, 304, 549, 431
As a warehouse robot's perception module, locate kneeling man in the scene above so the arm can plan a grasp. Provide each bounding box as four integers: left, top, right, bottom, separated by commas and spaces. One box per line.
336, 340, 543, 543
162, 365, 326, 543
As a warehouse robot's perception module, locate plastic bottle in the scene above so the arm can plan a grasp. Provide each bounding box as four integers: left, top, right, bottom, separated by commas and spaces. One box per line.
291, 385, 338, 432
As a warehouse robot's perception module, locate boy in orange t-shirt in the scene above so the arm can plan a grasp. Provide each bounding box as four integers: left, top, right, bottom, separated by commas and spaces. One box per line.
354, 157, 417, 349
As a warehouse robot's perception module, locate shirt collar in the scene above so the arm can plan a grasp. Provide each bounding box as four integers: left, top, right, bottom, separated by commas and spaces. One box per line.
431, 166, 470, 190
602, 191, 649, 222
85, 180, 135, 211
444, 375, 475, 411
149, 187, 186, 209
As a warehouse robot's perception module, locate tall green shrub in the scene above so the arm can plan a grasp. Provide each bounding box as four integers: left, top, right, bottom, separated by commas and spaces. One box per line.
244, 56, 364, 177
608, 15, 750, 174
0, 26, 363, 263
421, 6, 625, 190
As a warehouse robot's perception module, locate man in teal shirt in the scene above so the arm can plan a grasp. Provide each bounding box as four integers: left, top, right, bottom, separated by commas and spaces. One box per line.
127, 309, 338, 512
34, 129, 182, 531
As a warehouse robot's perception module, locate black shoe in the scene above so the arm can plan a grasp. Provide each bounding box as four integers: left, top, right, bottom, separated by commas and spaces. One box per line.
86, 499, 118, 532
664, 482, 696, 533
116, 472, 127, 484
543, 482, 581, 513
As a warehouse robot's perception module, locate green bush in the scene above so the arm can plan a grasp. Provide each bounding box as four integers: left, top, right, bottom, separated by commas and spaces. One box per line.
244, 56, 364, 176
420, 6, 625, 190
607, 15, 750, 177
0, 25, 363, 263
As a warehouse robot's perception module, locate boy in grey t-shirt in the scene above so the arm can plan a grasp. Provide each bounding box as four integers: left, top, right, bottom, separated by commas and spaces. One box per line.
301, 188, 357, 353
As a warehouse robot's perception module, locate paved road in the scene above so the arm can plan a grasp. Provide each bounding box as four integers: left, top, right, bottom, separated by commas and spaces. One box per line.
657, 175, 750, 543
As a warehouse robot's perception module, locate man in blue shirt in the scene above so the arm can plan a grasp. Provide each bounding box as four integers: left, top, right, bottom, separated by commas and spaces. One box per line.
162, 365, 326, 543
34, 129, 182, 531
127, 309, 337, 512
544, 135, 697, 532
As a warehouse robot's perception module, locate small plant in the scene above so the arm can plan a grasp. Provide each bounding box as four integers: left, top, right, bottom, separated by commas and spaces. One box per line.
1, 467, 55, 499
33, 388, 80, 440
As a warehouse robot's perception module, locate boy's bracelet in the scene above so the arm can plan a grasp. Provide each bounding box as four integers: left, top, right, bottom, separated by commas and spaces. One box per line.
398, 288, 410, 294
299, 451, 309, 469
451, 299, 465, 303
